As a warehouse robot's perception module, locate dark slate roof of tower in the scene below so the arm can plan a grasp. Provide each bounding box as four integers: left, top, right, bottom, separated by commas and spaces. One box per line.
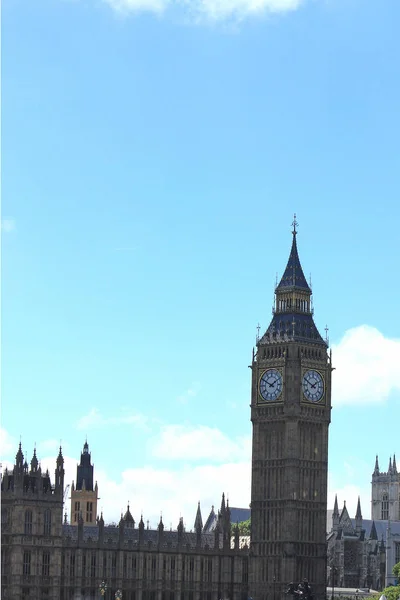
276, 232, 311, 292
260, 312, 326, 346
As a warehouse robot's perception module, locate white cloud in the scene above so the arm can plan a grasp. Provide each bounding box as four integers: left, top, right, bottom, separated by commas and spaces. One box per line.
104, 0, 169, 15
150, 424, 251, 462
183, 0, 302, 23
177, 381, 201, 404
76, 408, 149, 431
94, 460, 251, 528
0, 428, 16, 457
102, 0, 303, 20
1, 218, 16, 233
332, 325, 400, 405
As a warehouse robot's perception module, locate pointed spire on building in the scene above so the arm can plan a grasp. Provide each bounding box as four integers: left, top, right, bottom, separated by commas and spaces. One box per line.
194, 502, 203, 532
393, 454, 397, 473
373, 455, 380, 476
15, 442, 24, 471
260, 217, 325, 346
30, 447, 39, 473
355, 496, 362, 532
55, 446, 65, 490
275, 215, 311, 293
332, 494, 339, 531
123, 503, 135, 528
138, 514, 145, 544
355, 496, 362, 520
370, 520, 378, 540
388, 456, 393, 473
333, 494, 339, 516
220, 492, 226, 516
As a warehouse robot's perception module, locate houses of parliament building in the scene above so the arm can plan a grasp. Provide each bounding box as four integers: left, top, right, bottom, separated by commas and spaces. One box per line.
3, 221, 396, 600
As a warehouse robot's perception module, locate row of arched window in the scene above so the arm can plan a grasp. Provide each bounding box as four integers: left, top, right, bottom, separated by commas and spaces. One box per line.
24, 508, 51, 535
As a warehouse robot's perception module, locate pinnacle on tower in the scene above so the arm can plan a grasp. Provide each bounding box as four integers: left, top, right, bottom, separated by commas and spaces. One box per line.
373, 455, 380, 475
388, 456, 393, 473
393, 454, 397, 473
370, 520, 378, 540
355, 496, 362, 520
15, 442, 24, 468
194, 502, 203, 532
276, 215, 311, 292
333, 494, 339, 517
30, 448, 38, 473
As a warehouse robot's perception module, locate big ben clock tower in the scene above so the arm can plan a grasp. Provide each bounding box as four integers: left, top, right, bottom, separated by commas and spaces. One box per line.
249, 217, 332, 600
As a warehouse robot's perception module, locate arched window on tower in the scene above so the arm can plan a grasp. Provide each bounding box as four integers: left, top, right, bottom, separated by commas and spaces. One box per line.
44, 509, 51, 536
381, 493, 389, 520
24, 510, 33, 535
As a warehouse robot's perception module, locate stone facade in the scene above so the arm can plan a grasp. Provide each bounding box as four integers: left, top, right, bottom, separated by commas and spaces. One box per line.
327, 456, 400, 591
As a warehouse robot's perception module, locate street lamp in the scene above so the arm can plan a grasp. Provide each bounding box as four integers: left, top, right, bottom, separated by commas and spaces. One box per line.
99, 581, 108, 597
115, 590, 122, 600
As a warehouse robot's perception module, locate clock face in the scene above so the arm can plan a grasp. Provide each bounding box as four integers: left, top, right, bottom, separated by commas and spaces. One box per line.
259, 369, 283, 402
302, 370, 324, 403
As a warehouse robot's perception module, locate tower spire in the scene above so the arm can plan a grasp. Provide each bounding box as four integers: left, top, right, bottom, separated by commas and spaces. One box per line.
374, 455, 380, 475
259, 218, 325, 345
355, 496, 362, 520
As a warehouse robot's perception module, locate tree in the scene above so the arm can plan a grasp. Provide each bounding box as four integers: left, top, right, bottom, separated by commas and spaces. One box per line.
393, 562, 400, 580
236, 518, 251, 535
381, 585, 400, 600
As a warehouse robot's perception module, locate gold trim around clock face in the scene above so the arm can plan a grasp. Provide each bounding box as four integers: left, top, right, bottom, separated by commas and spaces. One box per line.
258, 368, 283, 403
302, 369, 325, 404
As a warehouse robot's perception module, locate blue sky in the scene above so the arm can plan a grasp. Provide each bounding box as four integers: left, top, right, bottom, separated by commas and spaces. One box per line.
2, 0, 400, 528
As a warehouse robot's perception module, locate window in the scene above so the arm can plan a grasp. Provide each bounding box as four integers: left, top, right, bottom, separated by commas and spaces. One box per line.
44, 509, 51, 536
381, 494, 389, 520
74, 501, 80, 523
91, 553, 96, 578
42, 552, 50, 576
1, 508, 8, 526
207, 559, 212, 583
24, 510, 33, 535
189, 558, 194, 582
112, 554, 116, 577
70, 554, 75, 577
395, 542, 400, 564
86, 501, 93, 523
23, 551, 31, 575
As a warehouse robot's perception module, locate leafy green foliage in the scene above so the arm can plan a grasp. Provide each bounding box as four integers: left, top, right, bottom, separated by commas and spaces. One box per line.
236, 518, 251, 535
393, 562, 400, 580
380, 585, 400, 600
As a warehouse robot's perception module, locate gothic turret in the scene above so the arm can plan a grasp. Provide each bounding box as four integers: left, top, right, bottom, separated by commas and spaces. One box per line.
373, 455, 380, 476
30, 448, 39, 473
123, 503, 135, 528
15, 442, 24, 476
55, 446, 64, 493
70, 441, 98, 527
